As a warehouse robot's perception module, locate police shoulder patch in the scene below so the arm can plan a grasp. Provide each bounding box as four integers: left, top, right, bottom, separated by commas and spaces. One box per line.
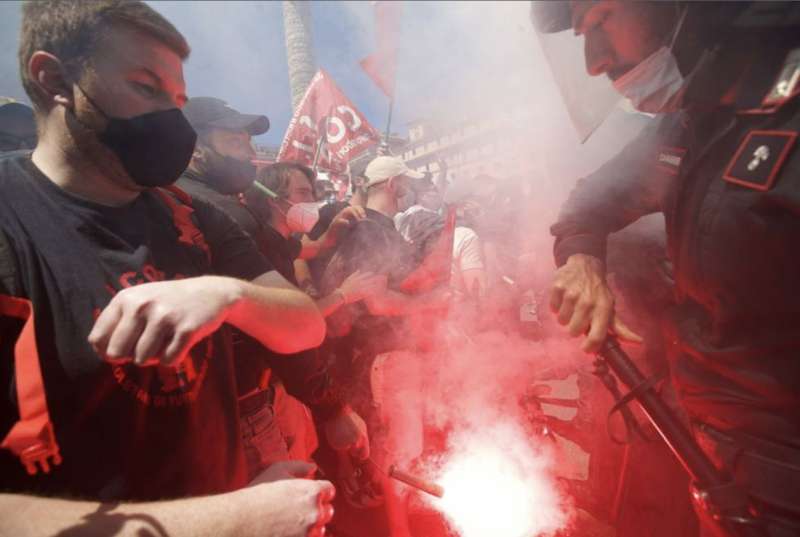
655, 146, 686, 176
723, 130, 797, 191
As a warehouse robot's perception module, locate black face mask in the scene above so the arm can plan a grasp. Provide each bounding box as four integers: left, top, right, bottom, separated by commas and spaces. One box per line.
197, 146, 256, 195
74, 85, 197, 188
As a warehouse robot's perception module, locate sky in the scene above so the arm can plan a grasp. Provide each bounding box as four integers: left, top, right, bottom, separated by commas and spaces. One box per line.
0, 1, 645, 184
0, 2, 571, 143
0, 1, 470, 145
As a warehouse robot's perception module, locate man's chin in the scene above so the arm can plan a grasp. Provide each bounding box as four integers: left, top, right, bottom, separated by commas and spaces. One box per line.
606, 64, 636, 82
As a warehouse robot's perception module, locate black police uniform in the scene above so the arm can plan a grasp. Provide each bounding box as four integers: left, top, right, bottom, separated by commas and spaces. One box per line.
552, 36, 800, 534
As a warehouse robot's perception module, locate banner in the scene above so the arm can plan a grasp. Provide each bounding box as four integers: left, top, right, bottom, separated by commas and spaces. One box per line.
277, 69, 380, 172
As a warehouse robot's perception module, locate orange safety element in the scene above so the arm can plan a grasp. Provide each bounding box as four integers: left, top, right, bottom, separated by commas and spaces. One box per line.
154, 186, 211, 263
0, 294, 62, 475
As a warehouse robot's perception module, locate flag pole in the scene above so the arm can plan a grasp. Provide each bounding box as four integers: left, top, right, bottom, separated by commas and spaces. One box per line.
383, 97, 394, 149
312, 115, 331, 173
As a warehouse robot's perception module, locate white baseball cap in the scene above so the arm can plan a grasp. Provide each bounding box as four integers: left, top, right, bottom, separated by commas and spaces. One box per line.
364, 156, 425, 188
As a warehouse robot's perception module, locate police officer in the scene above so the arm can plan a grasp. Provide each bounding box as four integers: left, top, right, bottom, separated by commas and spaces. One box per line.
533, 2, 800, 535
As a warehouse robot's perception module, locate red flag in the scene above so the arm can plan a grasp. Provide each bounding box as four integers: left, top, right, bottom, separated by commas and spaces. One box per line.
360, 1, 402, 99
277, 69, 380, 172
400, 206, 457, 293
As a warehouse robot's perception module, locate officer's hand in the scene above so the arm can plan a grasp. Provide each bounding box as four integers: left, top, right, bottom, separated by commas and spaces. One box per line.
236, 477, 335, 537
550, 254, 642, 353
325, 405, 370, 461
89, 276, 241, 367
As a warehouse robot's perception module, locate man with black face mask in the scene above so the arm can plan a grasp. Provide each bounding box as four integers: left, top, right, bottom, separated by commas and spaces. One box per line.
177, 96, 267, 239
0, 2, 335, 537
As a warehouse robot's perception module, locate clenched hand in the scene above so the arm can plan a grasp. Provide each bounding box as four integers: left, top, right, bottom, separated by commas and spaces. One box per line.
89, 276, 241, 367
235, 477, 336, 537
325, 405, 370, 461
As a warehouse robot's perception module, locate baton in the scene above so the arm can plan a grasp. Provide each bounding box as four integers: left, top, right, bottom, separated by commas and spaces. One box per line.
596, 338, 765, 537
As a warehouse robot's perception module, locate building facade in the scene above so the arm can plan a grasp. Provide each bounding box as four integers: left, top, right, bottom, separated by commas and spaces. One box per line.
401, 106, 543, 188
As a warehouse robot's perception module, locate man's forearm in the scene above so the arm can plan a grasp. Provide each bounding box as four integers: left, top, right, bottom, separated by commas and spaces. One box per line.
550, 121, 671, 267
227, 271, 325, 354
0, 492, 238, 537
316, 290, 346, 318
299, 234, 331, 260
365, 288, 442, 317
551, 230, 609, 267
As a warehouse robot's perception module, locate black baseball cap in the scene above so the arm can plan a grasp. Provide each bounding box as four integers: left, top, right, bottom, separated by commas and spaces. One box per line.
0, 101, 36, 139
182, 97, 269, 135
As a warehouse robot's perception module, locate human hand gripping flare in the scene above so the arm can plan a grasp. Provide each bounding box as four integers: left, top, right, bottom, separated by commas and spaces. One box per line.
325, 405, 370, 461
550, 254, 642, 353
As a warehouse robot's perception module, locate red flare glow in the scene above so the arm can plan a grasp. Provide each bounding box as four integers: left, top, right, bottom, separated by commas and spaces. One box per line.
425, 422, 569, 537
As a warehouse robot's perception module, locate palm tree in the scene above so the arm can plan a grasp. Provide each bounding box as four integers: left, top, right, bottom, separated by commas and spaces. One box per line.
282, 1, 317, 111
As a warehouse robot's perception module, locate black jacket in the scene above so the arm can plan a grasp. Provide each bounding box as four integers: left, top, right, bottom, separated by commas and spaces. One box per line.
552, 42, 800, 450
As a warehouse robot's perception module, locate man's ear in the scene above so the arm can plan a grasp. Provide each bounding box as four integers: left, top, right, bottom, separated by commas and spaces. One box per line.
386, 175, 399, 193
28, 51, 73, 109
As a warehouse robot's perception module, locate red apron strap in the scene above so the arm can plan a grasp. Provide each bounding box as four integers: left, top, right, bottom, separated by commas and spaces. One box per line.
0, 294, 62, 475
153, 187, 211, 263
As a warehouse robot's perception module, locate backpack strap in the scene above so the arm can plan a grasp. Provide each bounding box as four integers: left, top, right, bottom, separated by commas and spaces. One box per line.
153, 186, 211, 264
0, 228, 61, 475
0, 294, 62, 475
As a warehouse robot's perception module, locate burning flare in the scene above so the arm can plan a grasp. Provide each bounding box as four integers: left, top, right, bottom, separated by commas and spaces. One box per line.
426, 421, 568, 537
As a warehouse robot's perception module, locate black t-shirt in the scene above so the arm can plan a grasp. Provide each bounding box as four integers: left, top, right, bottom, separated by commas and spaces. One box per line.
320, 208, 416, 354
257, 225, 302, 286
307, 201, 349, 288
177, 173, 262, 240
308, 200, 349, 241
228, 222, 305, 400
0, 154, 269, 500
176, 174, 336, 411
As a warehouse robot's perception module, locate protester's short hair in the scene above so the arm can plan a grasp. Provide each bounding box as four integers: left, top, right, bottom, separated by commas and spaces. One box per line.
244, 162, 316, 222
256, 162, 316, 199
19, 0, 190, 111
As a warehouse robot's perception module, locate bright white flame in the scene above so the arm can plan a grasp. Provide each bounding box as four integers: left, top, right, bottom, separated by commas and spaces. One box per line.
428, 421, 568, 537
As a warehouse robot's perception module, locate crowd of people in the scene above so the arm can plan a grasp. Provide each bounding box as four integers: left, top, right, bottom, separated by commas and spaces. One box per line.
0, 3, 535, 536
2, 1, 800, 537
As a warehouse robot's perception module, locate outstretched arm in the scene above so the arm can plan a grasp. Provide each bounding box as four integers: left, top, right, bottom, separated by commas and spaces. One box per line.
550, 123, 672, 352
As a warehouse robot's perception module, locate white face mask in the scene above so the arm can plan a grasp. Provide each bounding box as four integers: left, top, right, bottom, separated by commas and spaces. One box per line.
612, 46, 685, 113
612, 6, 688, 114
286, 201, 323, 234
